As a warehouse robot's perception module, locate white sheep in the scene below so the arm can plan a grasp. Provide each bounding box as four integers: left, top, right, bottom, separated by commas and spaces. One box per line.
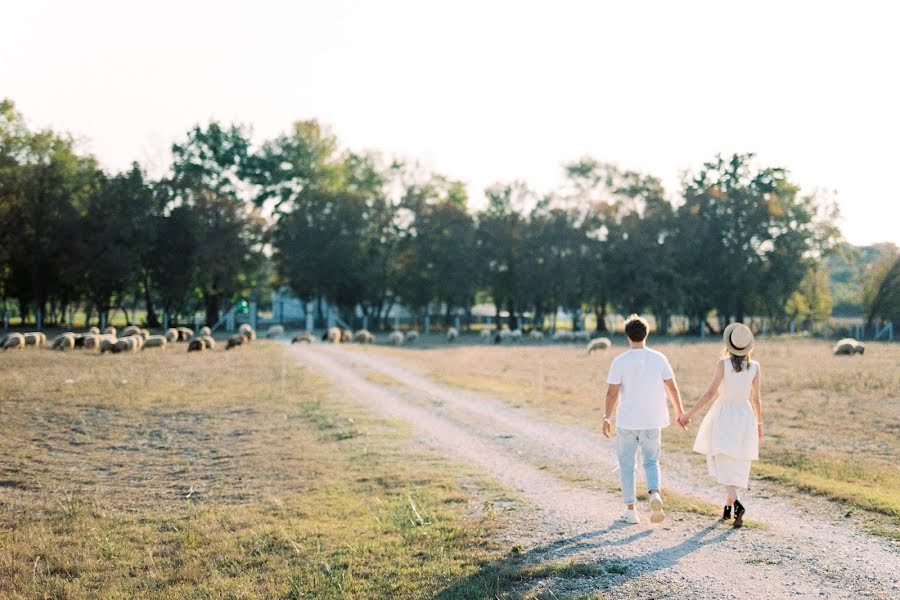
23, 332, 45, 348
446, 327, 458, 342
832, 338, 857, 356
405, 330, 419, 343
202, 335, 215, 350
226, 334, 246, 350
104, 326, 117, 337
177, 327, 194, 342
854, 341, 866, 354
112, 337, 139, 353
88, 326, 100, 335
100, 334, 117, 353
165, 328, 179, 343
266, 325, 285, 338
389, 331, 405, 346
187, 337, 206, 352
82, 334, 102, 352
354, 329, 375, 344
586, 337, 612, 354
327, 326, 342, 343
143, 335, 168, 350
52, 333, 76, 351
239, 323, 257, 342
2, 333, 25, 350
200, 326, 212, 337
122, 325, 142, 338
291, 332, 316, 344
529, 330, 544, 340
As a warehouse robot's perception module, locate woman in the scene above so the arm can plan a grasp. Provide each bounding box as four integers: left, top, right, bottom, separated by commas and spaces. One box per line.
678, 322, 762, 528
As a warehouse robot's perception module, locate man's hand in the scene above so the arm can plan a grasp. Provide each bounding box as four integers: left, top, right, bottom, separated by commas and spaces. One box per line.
677, 413, 691, 429
603, 419, 612, 438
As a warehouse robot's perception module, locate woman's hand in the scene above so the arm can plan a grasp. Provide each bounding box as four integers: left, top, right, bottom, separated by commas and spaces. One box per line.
757, 423, 764, 440
677, 412, 691, 428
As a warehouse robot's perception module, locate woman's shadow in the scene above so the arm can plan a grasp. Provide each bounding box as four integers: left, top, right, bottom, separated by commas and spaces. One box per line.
434, 520, 735, 599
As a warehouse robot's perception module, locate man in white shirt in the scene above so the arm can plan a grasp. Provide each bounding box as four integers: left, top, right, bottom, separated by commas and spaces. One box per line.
603, 315, 685, 524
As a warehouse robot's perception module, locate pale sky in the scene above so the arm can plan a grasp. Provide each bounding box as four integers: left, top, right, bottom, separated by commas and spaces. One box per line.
3, 0, 898, 245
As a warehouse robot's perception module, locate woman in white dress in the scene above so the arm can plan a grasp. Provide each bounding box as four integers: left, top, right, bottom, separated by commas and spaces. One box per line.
678, 322, 763, 528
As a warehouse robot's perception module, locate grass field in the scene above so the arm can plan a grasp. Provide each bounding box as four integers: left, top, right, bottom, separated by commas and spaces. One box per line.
353, 338, 900, 538
0, 344, 515, 598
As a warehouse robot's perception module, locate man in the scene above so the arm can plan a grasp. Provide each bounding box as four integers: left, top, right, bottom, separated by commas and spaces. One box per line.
603, 315, 685, 524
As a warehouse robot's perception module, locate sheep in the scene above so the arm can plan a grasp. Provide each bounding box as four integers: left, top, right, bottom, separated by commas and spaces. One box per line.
266, 325, 285, 338
82, 334, 102, 352
122, 325, 142, 338
202, 335, 216, 350
104, 326, 117, 337
291, 332, 316, 344
327, 326, 342, 344
530, 330, 544, 341
405, 330, 419, 343
854, 341, 866, 354
389, 331, 405, 346
52, 333, 76, 351
141, 328, 150, 340
100, 335, 117, 353
354, 329, 375, 344
832, 338, 857, 356
23, 332, 45, 348
112, 337, 139, 354
239, 323, 256, 342
73, 334, 87, 348
88, 326, 100, 335
177, 327, 194, 342
165, 328, 178, 343
200, 326, 212, 337
553, 331, 575, 342
187, 337, 206, 352
226, 334, 246, 350
446, 327, 459, 342
586, 337, 612, 354
126, 334, 144, 351
2, 333, 25, 350
143, 335, 168, 350
341, 328, 354, 343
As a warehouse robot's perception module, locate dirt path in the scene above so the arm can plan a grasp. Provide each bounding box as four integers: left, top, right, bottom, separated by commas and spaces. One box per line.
289, 344, 899, 599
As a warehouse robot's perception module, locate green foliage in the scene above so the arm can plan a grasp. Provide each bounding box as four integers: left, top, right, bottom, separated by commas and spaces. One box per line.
863, 244, 900, 326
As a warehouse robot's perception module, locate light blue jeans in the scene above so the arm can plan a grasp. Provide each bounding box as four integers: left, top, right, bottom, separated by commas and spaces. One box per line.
616, 427, 662, 505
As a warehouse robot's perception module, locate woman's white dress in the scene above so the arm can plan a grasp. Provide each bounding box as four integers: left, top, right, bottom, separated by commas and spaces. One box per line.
693, 359, 759, 488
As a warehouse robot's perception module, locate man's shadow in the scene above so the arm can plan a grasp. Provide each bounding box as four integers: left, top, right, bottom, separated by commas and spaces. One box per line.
434, 520, 735, 599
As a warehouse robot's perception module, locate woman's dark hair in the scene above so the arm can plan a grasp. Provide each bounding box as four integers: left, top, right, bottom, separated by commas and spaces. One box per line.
728, 351, 750, 372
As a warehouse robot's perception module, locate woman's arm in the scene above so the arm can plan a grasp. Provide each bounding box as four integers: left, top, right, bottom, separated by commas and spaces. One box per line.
680, 360, 724, 424
751, 363, 763, 439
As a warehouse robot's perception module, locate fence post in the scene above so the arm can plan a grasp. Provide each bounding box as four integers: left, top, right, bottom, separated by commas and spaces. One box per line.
100, 312, 106, 331
305, 302, 314, 332
362, 315, 368, 332
250, 302, 258, 331
454, 315, 461, 332
2, 312, 7, 331
162, 311, 169, 331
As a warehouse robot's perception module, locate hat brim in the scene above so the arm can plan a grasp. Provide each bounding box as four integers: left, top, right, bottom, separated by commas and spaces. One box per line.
723, 322, 754, 356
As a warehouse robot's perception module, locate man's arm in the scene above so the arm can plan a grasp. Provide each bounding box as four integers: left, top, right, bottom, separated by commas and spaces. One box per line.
603, 384, 620, 438
663, 378, 686, 429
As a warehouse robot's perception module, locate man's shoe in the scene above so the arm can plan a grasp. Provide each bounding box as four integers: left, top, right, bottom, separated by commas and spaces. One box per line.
622, 508, 640, 524
649, 491, 665, 523
733, 499, 745, 528
722, 505, 732, 520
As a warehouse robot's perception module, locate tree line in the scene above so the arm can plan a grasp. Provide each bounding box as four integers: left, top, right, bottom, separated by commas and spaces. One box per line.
1, 98, 897, 333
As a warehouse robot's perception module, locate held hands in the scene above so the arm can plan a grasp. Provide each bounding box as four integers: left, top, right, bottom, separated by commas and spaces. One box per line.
676, 412, 691, 429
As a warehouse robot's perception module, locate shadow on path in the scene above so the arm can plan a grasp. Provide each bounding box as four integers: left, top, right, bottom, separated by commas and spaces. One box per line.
434, 521, 735, 599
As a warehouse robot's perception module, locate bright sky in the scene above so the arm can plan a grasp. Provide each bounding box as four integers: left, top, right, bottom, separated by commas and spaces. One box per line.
3, 1, 898, 245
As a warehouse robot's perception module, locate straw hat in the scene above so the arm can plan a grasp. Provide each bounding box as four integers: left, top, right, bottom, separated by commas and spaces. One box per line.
723, 322, 754, 356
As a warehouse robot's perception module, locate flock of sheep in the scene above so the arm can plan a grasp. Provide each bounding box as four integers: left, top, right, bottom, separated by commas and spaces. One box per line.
0, 323, 262, 354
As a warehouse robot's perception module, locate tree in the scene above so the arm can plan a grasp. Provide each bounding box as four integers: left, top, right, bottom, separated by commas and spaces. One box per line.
863, 244, 900, 328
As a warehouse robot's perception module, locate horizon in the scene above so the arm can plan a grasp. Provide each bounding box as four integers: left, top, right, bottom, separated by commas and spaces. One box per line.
3, 0, 899, 246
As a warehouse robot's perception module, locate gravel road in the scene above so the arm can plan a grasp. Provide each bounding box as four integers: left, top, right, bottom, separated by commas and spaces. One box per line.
289, 344, 899, 599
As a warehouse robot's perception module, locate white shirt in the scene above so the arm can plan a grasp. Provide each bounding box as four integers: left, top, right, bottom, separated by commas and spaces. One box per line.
606, 347, 675, 430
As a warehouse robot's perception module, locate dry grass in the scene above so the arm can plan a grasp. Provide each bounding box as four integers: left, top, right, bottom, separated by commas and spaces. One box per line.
0, 343, 506, 598
354, 339, 900, 534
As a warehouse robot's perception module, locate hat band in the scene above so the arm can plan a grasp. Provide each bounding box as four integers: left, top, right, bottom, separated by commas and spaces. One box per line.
729, 330, 750, 350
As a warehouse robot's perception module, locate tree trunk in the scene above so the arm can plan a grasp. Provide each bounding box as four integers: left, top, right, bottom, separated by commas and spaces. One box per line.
144, 274, 160, 328
205, 293, 220, 327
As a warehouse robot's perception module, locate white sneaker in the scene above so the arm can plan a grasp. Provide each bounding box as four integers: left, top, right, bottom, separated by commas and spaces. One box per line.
649, 491, 665, 523
622, 508, 640, 524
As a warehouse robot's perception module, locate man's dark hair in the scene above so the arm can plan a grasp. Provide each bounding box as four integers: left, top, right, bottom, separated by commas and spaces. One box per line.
624, 314, 649, 342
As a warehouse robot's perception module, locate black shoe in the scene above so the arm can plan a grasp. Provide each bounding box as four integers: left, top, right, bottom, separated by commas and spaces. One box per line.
733, 500, 745, 528
722, 505, 732, 520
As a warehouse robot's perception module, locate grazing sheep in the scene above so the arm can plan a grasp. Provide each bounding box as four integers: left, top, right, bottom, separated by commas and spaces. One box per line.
266, 325, 285, 338
52, 333, 76, 351
143, 335, 168, 350
226, 334, 246, 350
73, 334, 87, 348
187, 337, 206, 352
177, 327, 194, 342
82, 334, 102, 352
202, 335, 216, 350
389, 331, 405, 346
854, 341, 866, 354
480, 329, 493, 341
832, 338, 857, 356
141, 328, 150, 340
200, 326, 212, 337
100, 335, 117, 353
446, 327, 459, 342
341, 328, 353, 343
291, 332, 316, 344
122, 325, 142, 338
111, 337, 139, 354
405, 330, 419, 343
104, 326, 117, 336
165, 328, 178, 343
239, 323, 256, 340
327, 327, 342, 344
553, 331, 575, 343
354, 329, 375, 344
127, 335, 144, 351
530, 330, 544, 340
2, 333, 25, 350
88, 326, 100, 335
23, 332, 45, 348
586, 337, 612, 354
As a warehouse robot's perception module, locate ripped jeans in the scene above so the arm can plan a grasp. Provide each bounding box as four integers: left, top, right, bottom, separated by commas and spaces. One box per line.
616, 427, 662, 505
